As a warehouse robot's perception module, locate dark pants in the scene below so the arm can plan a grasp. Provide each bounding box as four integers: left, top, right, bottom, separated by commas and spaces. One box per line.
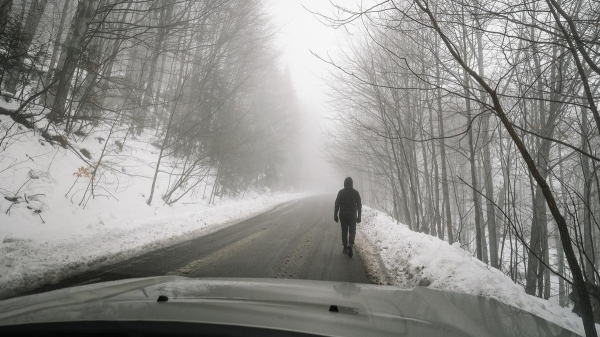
340, 211, 357, 248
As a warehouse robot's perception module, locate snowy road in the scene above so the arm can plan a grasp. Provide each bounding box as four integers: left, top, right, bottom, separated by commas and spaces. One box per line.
25, 195, 371, 295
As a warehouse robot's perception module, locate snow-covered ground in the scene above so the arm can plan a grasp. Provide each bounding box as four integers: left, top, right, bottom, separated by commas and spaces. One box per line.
0, 112, 306, 299
0, 193, 303, 299
357, 206, 596, 336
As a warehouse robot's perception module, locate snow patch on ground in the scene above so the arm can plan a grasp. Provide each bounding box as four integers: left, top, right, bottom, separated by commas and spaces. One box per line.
0, 98, 19, 111
358, 206, 597, 336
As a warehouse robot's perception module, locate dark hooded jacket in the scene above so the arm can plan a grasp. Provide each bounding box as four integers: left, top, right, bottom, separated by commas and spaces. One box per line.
335, 177, 362, 217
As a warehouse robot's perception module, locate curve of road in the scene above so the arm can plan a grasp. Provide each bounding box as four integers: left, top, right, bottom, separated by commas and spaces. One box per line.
27, 195, 373, 296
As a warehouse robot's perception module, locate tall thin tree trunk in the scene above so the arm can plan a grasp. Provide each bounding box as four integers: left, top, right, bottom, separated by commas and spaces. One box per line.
461, 18, 484, 261
557, 145, 567, 305
435, 33, 453, 244
428, 93, 442, 238
475, 20, 498, 267
581, 105, 595, 283
403, 76, 422, 231
418, 45, 434, 234
390, 137, 413, 229
478, 157, 489, 264
525, 16, 555, 295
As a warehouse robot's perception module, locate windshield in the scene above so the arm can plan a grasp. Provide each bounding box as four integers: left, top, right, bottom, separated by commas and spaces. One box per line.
0, 1, 598, 336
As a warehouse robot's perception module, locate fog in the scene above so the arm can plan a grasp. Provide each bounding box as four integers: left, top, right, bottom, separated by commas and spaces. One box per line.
269, 0, 345, 193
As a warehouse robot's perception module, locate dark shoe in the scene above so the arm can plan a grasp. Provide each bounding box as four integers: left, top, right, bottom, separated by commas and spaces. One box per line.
348, 245, 353, 258
342, 247, 348, 254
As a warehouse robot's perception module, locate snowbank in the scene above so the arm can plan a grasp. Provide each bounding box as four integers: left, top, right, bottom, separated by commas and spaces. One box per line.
358, 206, 596, 336
0, 193, 302, 299
0, 114, 306, 299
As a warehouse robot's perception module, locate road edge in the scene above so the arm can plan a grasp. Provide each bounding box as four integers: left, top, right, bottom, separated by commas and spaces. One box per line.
355, 229, 393, 285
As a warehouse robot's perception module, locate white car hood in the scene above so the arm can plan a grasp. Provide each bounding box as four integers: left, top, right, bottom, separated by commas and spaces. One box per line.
0, 277, 579, 337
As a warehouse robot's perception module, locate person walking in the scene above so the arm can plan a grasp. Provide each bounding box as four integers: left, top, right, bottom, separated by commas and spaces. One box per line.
334, 177, 362, 258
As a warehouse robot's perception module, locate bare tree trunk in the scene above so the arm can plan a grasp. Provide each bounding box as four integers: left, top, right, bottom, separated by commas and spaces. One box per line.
478, 157, 489, 263
48, 0, 99, 124
43, 0, 70, 95
418, 43, 434, 234
581, 105, 595, 282
468, 135, 483, 260
435, 33, 453, 243
525, 15, 557, 295
403, 75, 422, 231
384, 139, 400, 221
428, 94, 442, 238
525, 154, 551, 296
390, 137, 412, 229
542, 212, 550, 299
475, 20, 498, 267
460, 17, 485, 261
557, 145, 567, 306
5, 0, 48, 93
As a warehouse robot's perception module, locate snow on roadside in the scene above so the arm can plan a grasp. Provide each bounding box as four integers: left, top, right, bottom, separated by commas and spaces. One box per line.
0, 114, 308, 299
0, 193, 304, 299
358, 206, 597, 336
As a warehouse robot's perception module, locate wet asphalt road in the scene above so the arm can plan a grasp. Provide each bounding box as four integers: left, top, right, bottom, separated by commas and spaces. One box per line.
27, 195, 371, 295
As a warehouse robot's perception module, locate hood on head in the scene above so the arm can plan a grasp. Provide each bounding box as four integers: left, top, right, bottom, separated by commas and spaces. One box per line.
344, 177, 353, 189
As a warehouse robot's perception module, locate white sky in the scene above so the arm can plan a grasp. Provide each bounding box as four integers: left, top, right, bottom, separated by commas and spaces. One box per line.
268, 0, 346, 192
269, 0, 339, 104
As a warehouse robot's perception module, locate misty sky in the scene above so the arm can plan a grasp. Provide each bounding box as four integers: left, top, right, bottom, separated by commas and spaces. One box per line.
269, 0, 346, 192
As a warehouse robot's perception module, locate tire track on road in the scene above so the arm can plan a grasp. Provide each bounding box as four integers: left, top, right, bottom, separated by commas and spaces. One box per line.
276, 225, 320, 279
167, 227, 274, 276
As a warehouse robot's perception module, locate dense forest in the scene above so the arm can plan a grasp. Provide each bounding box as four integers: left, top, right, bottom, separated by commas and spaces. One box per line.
319, 0, 600, 334
0, 0, 302, 206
